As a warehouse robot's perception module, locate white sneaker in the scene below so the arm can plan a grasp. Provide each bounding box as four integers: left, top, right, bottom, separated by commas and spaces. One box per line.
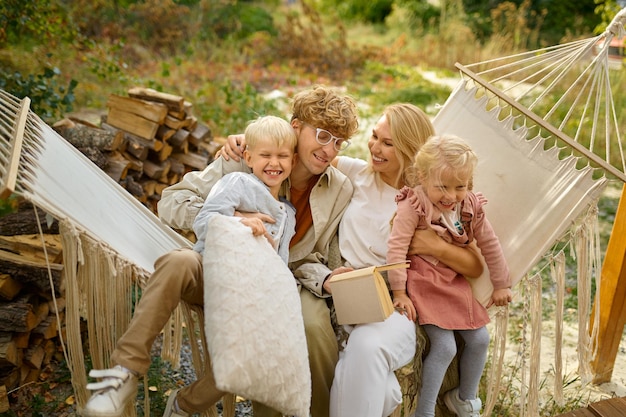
443, 388, 482, 417
81, 365, 138, 417
163, 389, 189, 417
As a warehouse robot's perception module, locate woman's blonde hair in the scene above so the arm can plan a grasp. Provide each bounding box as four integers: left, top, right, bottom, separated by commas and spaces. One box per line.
407, 134, 477, 187
384, 103, 435, 188
290, 85, 359, 139
245, 115, 297, 151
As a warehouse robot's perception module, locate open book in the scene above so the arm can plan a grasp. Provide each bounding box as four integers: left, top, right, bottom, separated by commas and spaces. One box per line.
328, 262, 409, 325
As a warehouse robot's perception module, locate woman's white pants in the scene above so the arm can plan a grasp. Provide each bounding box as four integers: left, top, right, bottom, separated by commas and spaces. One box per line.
330, 311, 416, 417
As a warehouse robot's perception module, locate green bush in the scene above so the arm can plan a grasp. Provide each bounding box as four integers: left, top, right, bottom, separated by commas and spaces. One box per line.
0, 66, 77, 123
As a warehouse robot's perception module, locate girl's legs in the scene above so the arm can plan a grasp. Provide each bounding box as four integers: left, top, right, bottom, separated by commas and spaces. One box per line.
414, 325, 457, 417
330, 311, 416, 417
456, 327, 490, 401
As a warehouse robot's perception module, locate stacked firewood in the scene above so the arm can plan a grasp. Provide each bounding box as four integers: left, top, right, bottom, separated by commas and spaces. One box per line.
0, 201, 64, 412
53, 87, 225, 214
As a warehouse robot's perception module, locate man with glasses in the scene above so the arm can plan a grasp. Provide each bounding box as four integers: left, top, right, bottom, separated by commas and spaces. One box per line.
81, 85, 359, 417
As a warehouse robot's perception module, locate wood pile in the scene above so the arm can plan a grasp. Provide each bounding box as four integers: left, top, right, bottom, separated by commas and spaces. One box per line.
0, 200, 64, 412
53, 87, 225, 214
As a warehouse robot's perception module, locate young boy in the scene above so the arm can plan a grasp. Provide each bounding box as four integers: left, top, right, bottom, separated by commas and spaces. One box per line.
192, 115, 297, 264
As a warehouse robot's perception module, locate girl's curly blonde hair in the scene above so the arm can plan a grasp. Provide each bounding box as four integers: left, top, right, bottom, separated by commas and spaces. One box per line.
290, 85, 359, 139
406, 134, 478, 188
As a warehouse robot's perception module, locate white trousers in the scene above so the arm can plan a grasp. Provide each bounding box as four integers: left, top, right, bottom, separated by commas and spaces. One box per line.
330, 311, 417, 417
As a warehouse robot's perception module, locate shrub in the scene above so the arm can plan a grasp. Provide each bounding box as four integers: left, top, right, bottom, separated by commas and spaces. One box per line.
0, 66, 78, 123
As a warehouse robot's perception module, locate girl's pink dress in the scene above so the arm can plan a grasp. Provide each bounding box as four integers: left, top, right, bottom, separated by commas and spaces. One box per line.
386, 186, 510, 330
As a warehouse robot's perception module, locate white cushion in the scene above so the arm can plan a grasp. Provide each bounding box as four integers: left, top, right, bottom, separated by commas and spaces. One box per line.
202, 215, 311, 417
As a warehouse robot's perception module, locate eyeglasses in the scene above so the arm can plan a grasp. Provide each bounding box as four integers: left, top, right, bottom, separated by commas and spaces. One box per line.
302, 122, 351, 151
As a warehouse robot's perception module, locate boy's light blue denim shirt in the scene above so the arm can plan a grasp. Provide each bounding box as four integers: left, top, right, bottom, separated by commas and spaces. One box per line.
192, 171, 296, 264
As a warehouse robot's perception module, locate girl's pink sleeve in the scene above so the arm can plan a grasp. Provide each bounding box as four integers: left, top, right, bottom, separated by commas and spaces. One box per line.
386, 198, 419, 291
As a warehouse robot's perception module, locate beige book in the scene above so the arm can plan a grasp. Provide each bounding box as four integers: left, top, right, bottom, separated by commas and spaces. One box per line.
328, 262, 409, 325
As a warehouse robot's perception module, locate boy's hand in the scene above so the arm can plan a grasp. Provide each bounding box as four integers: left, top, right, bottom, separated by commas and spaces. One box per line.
234, 210, 276, 224
491, 288, 513, 307
240, 217, 275, 248
392, 291, 417, 322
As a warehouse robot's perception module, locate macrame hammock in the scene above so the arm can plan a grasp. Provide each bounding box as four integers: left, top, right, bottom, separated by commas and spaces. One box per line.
0, 8, 624, 417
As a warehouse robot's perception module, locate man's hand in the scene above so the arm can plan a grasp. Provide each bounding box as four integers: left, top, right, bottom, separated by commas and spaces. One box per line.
217, 134, 246, 161
322, 266, 354, 294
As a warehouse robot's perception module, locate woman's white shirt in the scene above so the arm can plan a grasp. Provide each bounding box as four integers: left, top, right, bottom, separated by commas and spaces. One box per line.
336, 156, 398, 269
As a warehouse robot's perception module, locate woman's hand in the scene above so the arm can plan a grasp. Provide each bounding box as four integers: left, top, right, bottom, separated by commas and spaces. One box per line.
409, 229, 483, 278
323, 266, 354, 294
392, 291, 417, 322
217, 134, 246, 161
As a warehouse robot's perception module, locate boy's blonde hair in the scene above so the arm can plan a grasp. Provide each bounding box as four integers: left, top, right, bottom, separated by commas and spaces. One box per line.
407, 134, 478, 187
290, 85, 359, 140
245, 115, 297, 152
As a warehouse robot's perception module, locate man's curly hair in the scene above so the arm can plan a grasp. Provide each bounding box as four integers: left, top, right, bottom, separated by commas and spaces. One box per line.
290, 85, 359, 140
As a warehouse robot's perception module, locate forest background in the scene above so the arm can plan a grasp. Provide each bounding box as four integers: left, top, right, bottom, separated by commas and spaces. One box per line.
1, 0, 626, 416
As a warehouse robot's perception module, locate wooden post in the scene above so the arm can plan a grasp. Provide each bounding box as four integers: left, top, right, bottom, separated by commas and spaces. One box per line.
591, 183, 626, 383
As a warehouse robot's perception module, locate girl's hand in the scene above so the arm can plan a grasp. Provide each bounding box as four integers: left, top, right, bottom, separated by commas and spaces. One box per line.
476, 191, 488, 206
217, 134, 246, 161
392, 291, 417, 322
491, 288, 513, 307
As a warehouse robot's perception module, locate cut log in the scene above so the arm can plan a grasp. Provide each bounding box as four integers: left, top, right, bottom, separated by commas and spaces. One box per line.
0, 201, 59, 235
23, 344, 45, 369
188, 122, 212, 146
0, 294, 39, 332
164, 114, 192, 130
101, 122, 161, 151
127, 87, 185, 113
106, 107, 159, 140
169, 101, 193, 120
0, 251, 63, 296
121, 152, 144, 173
171, 152, 209, 171
121, 176, 145, 200
104, 151, 131, 182
0, 234, 63, 264
33, 314, 59, 340
0, 339, 19, 374
125, 140, 149, 161
168, 157, 186, 176
196, 141, 221, 159
168, 128, 190, 149
156, 125, 176, 142
0, 385, 8, 413
53, 119, 124, 151
143, 159, 171, 180
107, 94, 169, 124
77, 147, 108, 170
12, 331, 30, 349
150, 141, 173, 162
0, 274, 22, 301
